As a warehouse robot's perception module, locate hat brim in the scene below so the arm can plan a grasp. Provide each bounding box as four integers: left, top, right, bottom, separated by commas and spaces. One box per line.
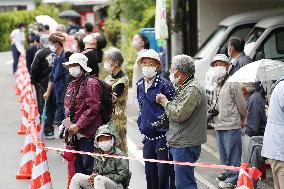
210, 60, 229, 67
136, 56, 162, 66
63, 61, 92, 73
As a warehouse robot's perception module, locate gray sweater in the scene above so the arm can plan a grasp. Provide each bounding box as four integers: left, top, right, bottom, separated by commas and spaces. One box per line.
213, 81, 247, 130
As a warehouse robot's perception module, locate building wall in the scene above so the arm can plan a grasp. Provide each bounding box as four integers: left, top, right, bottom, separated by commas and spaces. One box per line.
198, 0, 284, 47
0, 0, 35, 12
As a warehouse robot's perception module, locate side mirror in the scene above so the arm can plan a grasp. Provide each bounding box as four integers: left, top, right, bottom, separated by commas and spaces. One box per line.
255, 51, 264, 61
218, 47, 228, 56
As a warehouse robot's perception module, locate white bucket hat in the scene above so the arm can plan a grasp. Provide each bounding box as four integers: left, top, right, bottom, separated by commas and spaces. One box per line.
136, 49, 162, 65
210, 54, 229, 66
63, 53, 92, 72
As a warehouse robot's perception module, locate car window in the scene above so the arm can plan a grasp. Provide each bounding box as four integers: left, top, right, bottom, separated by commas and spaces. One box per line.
220, 24, 255, 49
258, 28, 284, 61
246, 27, 265, 44
195, 26, 227, 59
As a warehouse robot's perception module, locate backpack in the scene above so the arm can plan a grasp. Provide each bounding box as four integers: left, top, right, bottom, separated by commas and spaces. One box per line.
84, 75, 113, 124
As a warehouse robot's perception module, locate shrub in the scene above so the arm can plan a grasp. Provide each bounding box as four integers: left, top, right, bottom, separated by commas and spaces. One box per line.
0, 5, 61, 52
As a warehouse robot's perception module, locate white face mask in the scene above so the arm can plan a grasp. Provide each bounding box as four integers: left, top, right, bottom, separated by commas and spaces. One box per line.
98, 140, 113, 152
132, 40, 141, 50
69, 66, 81, 77
71, 43, 78, 52
169, 71, 180, 85
49, 45, 56, 53
212, 66, 227, 81
104, 63, 113, 72
142, 66, 157, 79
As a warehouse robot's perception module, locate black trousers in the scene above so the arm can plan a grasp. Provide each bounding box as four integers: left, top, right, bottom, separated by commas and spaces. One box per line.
143, 137, 176, 189
35, 84, 55, 134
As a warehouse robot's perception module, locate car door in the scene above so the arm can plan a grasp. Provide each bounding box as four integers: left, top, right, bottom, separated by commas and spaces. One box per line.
254, 27, 284, 61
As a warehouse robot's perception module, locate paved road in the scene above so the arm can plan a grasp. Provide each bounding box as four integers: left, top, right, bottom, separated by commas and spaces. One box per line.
0, 51, 273, 189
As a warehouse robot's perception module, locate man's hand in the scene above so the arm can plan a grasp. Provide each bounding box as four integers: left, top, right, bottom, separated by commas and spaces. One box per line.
241, 117, 246, 128
265, 105, 269, 117
87, 173, 97, 186
43, 91, 50, 100
68, 124, 80, 135
156, 93, 166, 104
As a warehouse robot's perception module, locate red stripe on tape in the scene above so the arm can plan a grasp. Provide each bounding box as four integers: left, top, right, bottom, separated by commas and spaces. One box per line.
43, 146, 240, 171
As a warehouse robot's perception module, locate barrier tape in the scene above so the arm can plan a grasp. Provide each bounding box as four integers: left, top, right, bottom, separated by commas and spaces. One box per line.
42, 146, 240, 172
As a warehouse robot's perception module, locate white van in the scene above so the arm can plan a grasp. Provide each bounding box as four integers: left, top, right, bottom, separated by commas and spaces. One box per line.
194, 8, 284, 87
245, 15, 284, 62
195, 9, 284, 109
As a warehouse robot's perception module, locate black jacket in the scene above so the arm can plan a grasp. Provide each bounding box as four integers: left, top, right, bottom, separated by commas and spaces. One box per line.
82, 48, 102, 77
26, 45, 39, 73
30, 48, 52, 89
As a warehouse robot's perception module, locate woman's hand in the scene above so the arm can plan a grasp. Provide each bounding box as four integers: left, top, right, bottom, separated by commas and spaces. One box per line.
112, 93, 118, 103
68, 124, 80, 135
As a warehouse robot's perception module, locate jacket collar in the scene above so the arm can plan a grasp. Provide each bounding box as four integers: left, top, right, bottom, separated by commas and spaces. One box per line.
143, 74, 161, 91
231, 52, 245, 66
111, 70, 125, 79
177, 75, 194, 91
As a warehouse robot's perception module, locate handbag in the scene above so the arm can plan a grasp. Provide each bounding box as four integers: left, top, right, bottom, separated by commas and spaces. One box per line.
59, 78, 84, 148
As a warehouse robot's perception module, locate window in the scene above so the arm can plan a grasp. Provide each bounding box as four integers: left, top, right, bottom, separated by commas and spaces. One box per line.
258, 28, 284, 61
220, 24, 255, 49
195, 26, 227, 59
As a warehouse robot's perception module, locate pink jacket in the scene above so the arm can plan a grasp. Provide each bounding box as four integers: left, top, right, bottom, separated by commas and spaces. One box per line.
64, 75, 102, 138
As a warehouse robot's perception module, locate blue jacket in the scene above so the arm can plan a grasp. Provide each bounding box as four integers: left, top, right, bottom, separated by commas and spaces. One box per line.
137, 74, 175, 138
49, 51, 68, 100
244, 90, 267, 137
262, 80, 284, 161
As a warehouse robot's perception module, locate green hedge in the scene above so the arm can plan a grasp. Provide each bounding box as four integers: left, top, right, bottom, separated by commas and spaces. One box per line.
104, 0, 156, 85
0, 5, 61, 52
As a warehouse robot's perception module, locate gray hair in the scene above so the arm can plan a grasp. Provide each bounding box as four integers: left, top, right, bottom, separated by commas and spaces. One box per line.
104, 47, 124, 67
241, 82, 256, 94
171, 54, 195, 76
56, 24, 66, 32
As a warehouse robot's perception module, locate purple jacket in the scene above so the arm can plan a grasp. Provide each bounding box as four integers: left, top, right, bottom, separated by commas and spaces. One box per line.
64, 75, 102, 138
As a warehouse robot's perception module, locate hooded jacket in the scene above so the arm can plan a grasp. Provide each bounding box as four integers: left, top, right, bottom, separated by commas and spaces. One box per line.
93, 124, 131, 188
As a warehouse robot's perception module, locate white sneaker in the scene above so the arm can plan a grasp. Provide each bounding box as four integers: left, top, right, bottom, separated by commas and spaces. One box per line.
218, 181, 235, 189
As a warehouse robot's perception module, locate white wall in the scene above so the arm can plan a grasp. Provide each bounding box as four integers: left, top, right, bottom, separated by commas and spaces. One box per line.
0, 0, 35, 11
198, 0, 284, 46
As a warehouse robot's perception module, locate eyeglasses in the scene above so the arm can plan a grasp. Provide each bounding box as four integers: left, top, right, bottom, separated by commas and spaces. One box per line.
141, 59, 158, 67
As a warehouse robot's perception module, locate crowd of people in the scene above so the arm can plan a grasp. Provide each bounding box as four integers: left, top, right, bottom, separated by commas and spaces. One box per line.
10, 20, 284, 189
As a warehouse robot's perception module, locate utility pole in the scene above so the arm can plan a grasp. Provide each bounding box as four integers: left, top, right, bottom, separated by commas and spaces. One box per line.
170, 0, 184, 57
170, 0, 198, 57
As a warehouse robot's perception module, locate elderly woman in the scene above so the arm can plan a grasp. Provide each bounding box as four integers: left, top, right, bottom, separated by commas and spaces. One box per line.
63, 53, 102, 176
156, 55, 207, 189
103, 47, 129, 154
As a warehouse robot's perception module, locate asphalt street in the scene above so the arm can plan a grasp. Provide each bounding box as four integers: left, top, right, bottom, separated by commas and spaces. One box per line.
0, 51, 273, 189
